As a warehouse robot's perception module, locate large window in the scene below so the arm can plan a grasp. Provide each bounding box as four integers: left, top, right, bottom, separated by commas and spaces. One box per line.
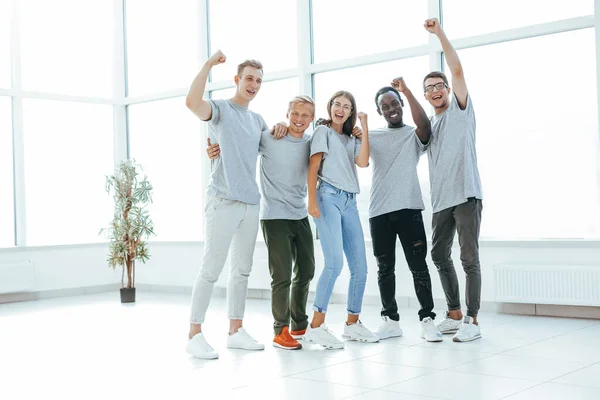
126, 0, 200, 96
128, 97, 204, 241
208, 0, 297, 83
0, 0, 11, 89
311, 1, 428, 64
0, 98, 13, 247
22, 100, 113, 246
313, 58, 431, 239
19, 0, 114, 97
455, 28, 599, 239
443, 0, 594, 39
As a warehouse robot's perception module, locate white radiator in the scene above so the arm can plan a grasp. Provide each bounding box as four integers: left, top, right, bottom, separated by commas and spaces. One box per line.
494, 264, 600, 306
0, 261, 35, 294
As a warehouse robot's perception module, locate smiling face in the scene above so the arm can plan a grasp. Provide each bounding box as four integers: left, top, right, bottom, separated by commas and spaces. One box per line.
424, 76, 451, 111
377, 90, 404, 128
234, 66, 263, 102
287, 101, 315, 136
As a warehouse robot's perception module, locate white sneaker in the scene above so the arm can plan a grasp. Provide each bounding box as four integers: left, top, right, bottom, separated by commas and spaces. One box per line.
303, 323, 344, 350
437, 311, 463, 334
186, 333, 219, 359
453, 316, 481, 342
375, 316, 403, 340
421, 317, 443, 342
342, 320, 380, 343
226, 327, 265, 350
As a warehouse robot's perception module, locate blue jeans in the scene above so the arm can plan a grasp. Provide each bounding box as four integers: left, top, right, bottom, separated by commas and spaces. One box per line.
313, 181, 368, 315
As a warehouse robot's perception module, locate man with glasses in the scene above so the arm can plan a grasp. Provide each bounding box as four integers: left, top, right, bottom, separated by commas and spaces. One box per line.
422, 18, 483, 342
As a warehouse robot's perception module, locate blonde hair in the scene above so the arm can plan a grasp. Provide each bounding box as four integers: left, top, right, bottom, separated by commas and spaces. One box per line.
287, 95, 315, 114
237, 59, 263, 77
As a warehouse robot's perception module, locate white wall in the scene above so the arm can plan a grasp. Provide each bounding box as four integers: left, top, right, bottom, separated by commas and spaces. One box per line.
1, 240, 600, 306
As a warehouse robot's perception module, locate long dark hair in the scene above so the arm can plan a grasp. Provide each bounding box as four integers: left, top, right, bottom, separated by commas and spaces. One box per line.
315, 90, 357, 136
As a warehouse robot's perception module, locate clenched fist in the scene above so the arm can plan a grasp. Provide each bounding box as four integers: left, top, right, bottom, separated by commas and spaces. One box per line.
207, 49, 226, 67
391, 76, 408, 93
357, 112, 368, 123
424, 18, 442, 35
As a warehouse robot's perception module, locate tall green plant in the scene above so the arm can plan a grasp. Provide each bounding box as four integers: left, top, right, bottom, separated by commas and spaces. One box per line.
101, 159, 155, 289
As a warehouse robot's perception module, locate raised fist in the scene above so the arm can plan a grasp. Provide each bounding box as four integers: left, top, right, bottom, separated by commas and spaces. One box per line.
207, 49, 226, 67
424, 18, 441, 35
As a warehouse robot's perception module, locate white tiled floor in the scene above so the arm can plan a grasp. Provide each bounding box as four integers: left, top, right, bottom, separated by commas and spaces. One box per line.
1, 292, 599, 400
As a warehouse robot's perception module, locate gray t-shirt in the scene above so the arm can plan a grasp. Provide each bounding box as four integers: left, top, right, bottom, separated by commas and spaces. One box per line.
259, 130, 311, 220
428, 93, 483, 213
205, 99, 267, 204
310, 125, 361, 194
368, 125, 427, 218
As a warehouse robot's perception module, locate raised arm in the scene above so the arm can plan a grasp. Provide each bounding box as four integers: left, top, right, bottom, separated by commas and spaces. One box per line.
185, 50, 226, 120
354, 112, 369, 168
392, 77, 431, 143
425, 18, 468, 109
307, 154, 322, 219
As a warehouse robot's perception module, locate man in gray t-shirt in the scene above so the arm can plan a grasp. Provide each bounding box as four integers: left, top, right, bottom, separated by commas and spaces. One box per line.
368, 79, 442, 343
184, 50, 286, 359
207, 96, 317, 350
423, 18, 483, 343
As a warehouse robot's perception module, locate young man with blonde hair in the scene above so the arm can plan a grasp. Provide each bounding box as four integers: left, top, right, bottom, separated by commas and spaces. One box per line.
207, 95, 317, 350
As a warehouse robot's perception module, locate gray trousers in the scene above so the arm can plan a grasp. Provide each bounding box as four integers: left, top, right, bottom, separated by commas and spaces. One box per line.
431, 198, 482, 317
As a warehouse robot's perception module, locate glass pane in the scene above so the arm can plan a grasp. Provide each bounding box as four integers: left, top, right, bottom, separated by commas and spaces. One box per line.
19, 0, 114, 97
208, 0, 297, 82
0, 97, 13, 247
443, 0, 593, 39
313, 57, 431, 239
312, 0, 428, 64
126, 0, 200, 96
452, 29, 599, 239
0, 0, 11, 89
128, 97, 204, 241
23, 100, 113, 246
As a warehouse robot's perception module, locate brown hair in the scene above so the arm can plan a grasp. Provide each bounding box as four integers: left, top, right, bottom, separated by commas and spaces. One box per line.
423, 71, 449, 91
237, 59, 263, 77
287, 95, 315, 114
317, 91, 357, 136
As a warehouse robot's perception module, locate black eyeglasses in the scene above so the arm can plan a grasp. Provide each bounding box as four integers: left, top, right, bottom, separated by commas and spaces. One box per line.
424, 82, 448, 93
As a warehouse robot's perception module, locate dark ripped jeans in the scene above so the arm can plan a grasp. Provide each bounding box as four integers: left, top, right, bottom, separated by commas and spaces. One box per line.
370, 209, 436, 321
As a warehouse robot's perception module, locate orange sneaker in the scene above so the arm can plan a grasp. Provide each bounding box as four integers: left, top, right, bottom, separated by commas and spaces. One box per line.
290, 328, 306, 340
273, 326, 302, 350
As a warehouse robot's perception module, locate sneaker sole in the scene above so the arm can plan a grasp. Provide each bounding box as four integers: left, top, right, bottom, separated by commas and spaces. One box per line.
272, 342, 302, 350
342, 334, 380, 343
453, 333, 482, 342
304, 338, 344, 350
440, 328, 460, 334
186, 351, 219, 360
226, 345, 265, 351
375, 331, 403, 340
421, 335, 444, 342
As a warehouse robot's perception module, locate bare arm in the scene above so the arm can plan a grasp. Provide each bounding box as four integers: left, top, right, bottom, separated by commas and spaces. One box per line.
425, 18, 468, 109
392, 77, 431, 143
185, 50, 226, 120
307, 153, 322, 219
354, 113, 369, 168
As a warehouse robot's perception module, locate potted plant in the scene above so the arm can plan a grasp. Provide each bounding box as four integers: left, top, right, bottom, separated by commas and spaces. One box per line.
101, 159, 155, 303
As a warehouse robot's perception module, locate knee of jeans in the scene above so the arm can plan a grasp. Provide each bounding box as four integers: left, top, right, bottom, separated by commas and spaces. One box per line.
411, 240, 427, 256
323, 257, 344, 276
199, 268, 220, 284
271, 276, 292, 287
461, 260, 481, 275
352, 265, 368, 282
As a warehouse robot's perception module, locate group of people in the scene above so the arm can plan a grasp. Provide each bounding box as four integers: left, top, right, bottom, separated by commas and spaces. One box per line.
184, 18, 483, 360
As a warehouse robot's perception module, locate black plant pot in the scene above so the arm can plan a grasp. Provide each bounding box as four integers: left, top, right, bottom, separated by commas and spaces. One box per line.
120, 287, 136, 303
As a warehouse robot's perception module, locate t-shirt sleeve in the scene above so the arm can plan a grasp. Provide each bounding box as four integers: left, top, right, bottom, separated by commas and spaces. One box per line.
258, 114, 269, 131
206, 99, 225, 126
310, 126, 329, 158
258, 129, 271, 155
